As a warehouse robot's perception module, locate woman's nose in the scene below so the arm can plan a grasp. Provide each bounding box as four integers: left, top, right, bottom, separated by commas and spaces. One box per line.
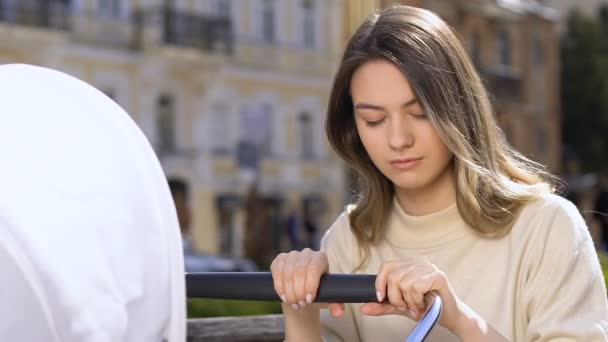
387, 116, 413, 150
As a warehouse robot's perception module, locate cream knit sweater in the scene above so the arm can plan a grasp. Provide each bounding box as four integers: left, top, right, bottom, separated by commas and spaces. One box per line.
320, 194, 608, 341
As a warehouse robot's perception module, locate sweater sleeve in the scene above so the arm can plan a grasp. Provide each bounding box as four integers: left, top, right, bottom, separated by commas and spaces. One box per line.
523, 197, 608, 341
319, 211, 362, 342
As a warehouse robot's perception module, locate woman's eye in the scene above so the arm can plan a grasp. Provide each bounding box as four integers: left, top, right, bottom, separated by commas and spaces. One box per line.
365, 118, 385, 127
411, 113, 428, 120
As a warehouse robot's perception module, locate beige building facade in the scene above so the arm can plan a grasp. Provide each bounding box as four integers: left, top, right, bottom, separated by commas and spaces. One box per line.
0, 0, 347, 257
0, 0, 565, 257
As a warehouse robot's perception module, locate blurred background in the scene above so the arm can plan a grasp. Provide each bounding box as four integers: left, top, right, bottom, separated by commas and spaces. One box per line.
1, 0, 608, 317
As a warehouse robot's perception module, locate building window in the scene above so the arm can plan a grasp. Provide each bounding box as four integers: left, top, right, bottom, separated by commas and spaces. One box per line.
218, 0, 231, 17
532, 31, 544, 65
302, 0, 315, 48
168, 178, 190, 235
240, 103, 274, 157
258, 103, 274, 156
209, 103, 232, 155
470, 31, 481, 66
497, 28, 511, 66
98, 0, 121, 17
299, 112, 314, 159
262, 0, 275, 43
157, 94, 176, 153
536, 126, 547, 156
216, 194, 241, 256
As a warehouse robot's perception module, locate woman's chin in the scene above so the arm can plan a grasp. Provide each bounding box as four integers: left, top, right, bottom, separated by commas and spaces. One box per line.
391, 179, 428, 193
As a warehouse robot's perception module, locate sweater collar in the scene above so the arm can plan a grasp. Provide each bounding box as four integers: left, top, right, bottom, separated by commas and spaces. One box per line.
384, 197, 470, 249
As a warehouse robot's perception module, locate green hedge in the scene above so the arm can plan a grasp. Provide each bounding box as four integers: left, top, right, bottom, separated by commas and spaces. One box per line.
600, 252, 608, 289
188, 298, 282, 318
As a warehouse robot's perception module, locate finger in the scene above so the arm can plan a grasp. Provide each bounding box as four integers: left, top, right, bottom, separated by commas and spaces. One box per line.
282, 251, 300, 309
386, 269, 409, 309
416, 270, 447, 299
405, 270, 446, 316
400, 276, 424, 318
329, 303, 345, 318
304, 251, 328, 304
396, 267, 426, 315
410, 287, 426, 316
375, 261, 402, 302
406, 265, 439, 314
412, 277, 428, 313
270, 253, 287, 303
293, 249, 314, 308
396, 265, 419, 309
359, 303, 419, 321
399, 276, 415, 315
359, 302, 397, 316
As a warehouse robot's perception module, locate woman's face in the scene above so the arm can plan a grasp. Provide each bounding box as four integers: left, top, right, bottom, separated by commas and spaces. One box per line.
350, 59, 453, 194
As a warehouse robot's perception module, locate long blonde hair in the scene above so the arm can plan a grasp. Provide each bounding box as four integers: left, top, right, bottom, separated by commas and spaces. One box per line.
325, 5, 559, 270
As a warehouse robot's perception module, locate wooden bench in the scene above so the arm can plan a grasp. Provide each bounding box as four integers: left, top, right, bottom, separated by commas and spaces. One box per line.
187, 314, 285, 342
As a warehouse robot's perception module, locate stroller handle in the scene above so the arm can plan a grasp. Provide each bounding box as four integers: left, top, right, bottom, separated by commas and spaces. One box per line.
186, 272, 442, 342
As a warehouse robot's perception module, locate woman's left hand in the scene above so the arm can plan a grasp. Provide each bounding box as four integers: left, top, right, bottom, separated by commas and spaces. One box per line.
359, 257, 466, 335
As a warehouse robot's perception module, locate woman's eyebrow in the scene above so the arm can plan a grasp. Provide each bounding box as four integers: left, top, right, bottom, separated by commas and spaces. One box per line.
354, 103, 385, 111
354, 97, 418, 111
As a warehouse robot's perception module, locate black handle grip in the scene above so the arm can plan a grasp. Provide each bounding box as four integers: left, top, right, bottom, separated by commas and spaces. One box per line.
186, 272, 378, 303
186, 271, 443, 342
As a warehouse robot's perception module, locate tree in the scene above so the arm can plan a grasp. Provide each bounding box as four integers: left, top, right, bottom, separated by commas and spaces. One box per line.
599, 5, 608, 39
561, 9, 608, 173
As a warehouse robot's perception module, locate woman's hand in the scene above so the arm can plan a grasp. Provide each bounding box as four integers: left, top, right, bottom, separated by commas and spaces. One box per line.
270, 248, 345, 318
359, 257, 467, 336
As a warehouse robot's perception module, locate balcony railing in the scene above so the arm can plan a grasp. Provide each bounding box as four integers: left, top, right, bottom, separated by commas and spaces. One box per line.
0, 3, 234, 54
71, 10, 140, 49
161, 7, 233, 54
0, 0, 69, 30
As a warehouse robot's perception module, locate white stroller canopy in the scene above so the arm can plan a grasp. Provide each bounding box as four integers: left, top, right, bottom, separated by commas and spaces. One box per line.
0, 64, 186, 341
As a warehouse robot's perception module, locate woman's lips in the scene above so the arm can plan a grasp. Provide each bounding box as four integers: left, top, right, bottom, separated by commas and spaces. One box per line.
389, 157, 423, 170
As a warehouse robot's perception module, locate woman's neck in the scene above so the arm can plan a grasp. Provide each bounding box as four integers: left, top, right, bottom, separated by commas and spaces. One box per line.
395, 165, 456, 216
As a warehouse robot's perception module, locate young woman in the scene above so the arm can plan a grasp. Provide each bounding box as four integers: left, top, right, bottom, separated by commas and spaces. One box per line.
270, 5, 608, 342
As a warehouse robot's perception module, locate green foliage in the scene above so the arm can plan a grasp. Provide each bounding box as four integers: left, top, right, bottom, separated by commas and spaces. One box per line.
561, 8, 608, 172
599, 252, 608, 289
187, 298, 282, 318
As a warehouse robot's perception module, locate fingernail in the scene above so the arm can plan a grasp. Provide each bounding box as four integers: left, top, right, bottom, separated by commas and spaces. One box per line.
376, 291, 383, 302
299, 301, 306, 308
408, 309, 417, 318
306, 293, 312, 304
280, 294, 287, 303
292, 303, 300, 310
398, 307, 407, 311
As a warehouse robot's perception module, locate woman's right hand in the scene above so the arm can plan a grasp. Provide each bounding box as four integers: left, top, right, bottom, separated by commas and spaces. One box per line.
270, 248, 345, 318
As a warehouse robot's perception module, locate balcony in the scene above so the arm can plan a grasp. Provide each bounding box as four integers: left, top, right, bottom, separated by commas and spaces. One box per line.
70, 10, 139, 49
0, 3, 234, 54
0, 0, 69, 30
161, 7, 233, 54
